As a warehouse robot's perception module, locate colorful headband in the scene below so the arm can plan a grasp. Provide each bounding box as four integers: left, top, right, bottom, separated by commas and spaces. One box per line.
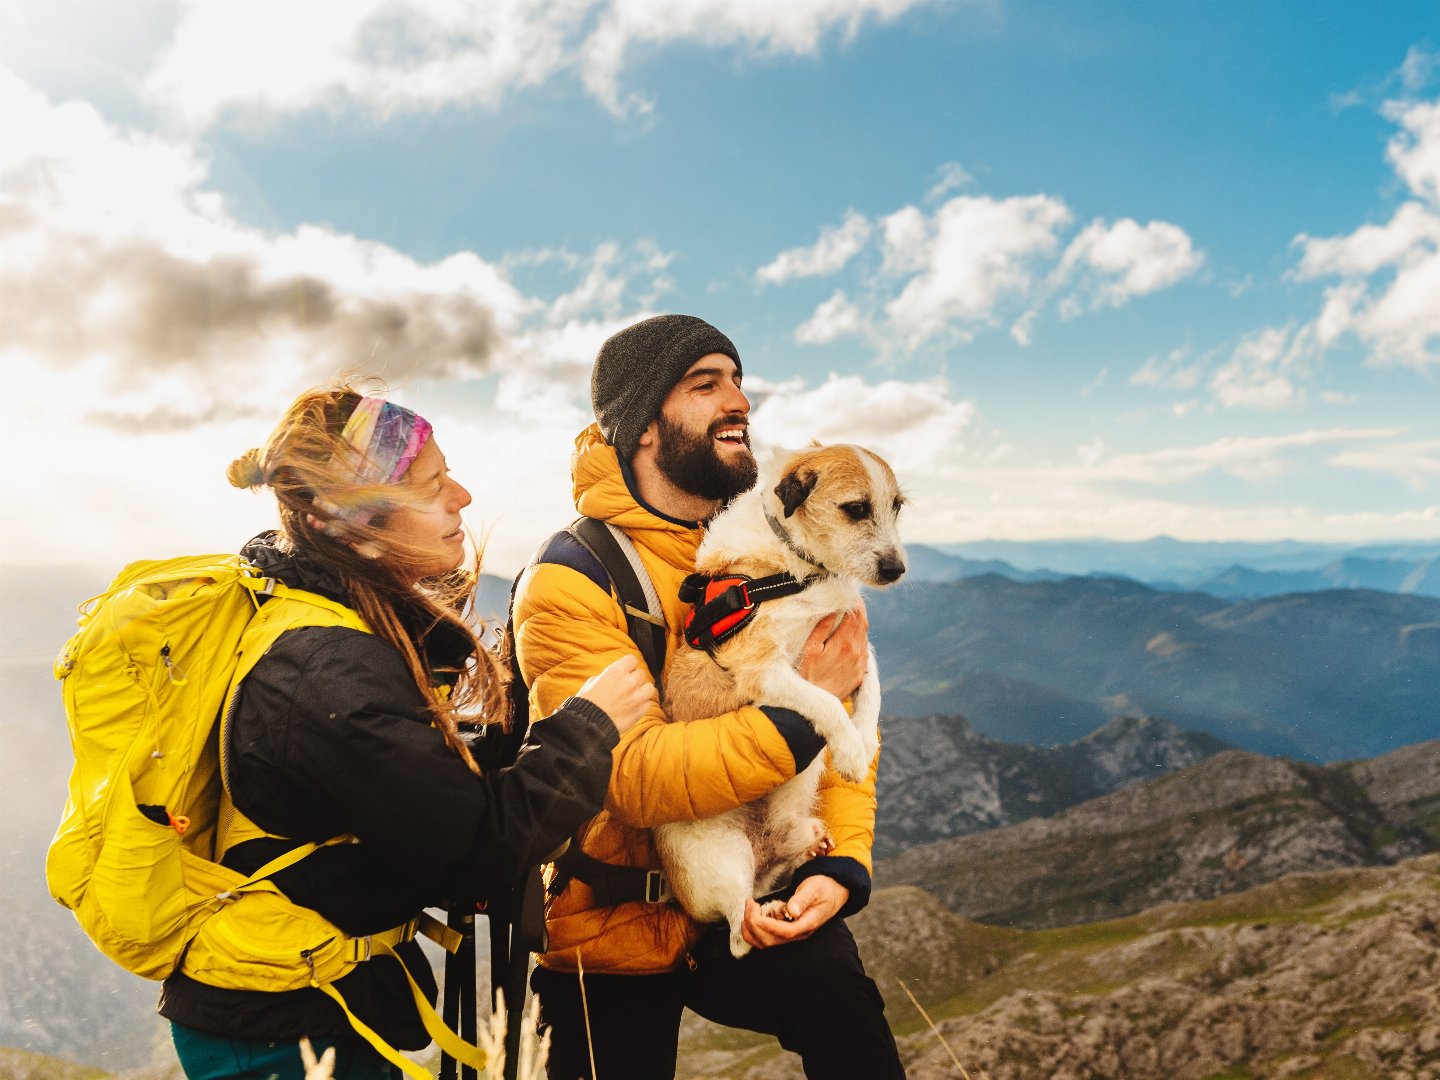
341, 396, 433, 485
312, 396, 433, 533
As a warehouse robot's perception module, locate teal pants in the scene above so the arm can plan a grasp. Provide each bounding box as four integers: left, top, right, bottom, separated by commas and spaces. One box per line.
170, 1023, 402, 1080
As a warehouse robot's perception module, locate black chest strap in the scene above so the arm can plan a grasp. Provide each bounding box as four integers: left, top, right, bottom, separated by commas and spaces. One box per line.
679, 571, 817, 652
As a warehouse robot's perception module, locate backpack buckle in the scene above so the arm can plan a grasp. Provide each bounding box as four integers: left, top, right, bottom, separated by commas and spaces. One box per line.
644, 870, 672, 904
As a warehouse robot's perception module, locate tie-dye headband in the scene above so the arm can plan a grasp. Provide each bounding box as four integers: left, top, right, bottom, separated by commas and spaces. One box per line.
341, 396, 433, 486
312, 396, 433, 532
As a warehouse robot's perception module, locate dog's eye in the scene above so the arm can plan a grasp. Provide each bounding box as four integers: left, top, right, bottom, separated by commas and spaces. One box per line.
840, 500, 872, 521
893, 497, 905, 515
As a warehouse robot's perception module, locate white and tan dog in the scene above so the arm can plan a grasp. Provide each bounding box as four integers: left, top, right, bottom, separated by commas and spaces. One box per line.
656, 443, 906, 957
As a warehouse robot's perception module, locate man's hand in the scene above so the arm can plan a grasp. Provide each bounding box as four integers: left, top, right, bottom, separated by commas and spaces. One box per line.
795, 605, 869, 701
739, 875, 850, 950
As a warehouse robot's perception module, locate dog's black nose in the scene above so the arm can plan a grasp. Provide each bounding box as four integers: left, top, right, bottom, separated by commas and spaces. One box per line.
877, 556, 906, 583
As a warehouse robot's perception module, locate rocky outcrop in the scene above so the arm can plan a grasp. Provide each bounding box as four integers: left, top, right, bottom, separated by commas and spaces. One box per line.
876, 742, 1440, 929
874, 714, 1226, 857
677, 855, 1440, 1080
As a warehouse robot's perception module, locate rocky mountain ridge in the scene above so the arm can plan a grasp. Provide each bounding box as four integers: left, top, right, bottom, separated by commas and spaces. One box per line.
876, 739, 1440, 929
873, 713, 1227, 857
679, 855, 1440, 1079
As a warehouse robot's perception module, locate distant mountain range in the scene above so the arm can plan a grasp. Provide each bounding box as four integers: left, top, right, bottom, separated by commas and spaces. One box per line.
932, 536, 1440, 580
908, 540, 1440, 599
868, 574, 1440, 761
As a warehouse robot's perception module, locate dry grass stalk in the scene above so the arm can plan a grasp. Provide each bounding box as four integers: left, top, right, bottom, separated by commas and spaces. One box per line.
577, 949, 598, 1080
483, 989, 510, 1079
298, 1037, 336, 1080
516, 990, 552, 1080
896, 977, 976, 1079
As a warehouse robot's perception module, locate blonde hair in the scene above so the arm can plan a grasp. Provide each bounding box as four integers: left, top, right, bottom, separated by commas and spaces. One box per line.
229, 379, 507, 773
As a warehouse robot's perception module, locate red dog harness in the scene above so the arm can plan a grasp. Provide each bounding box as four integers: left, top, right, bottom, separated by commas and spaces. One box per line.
679, 571, 819, 652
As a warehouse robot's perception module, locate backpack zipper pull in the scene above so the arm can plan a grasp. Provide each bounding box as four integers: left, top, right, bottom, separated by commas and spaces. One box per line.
160, 644, 188, 686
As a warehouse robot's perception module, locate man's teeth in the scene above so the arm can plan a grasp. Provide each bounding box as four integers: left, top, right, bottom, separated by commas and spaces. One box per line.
716, 430, 745, 441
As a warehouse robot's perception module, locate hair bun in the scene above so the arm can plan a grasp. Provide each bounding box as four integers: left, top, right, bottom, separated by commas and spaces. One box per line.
226, 448, 268, 489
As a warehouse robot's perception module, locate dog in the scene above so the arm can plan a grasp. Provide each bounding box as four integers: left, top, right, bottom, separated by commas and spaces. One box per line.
655, 442, 906, 957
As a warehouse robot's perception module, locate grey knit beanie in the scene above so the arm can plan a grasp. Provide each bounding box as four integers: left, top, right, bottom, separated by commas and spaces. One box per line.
591, 314, 741, 461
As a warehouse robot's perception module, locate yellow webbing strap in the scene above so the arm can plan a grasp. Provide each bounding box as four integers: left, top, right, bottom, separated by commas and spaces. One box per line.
233, 839, 327, 889
312, 940, 488, 1080
312, 982, 434, 1080
416, 910, 465, 955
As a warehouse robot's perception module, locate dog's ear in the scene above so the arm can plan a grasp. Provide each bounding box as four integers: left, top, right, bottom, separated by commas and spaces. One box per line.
775, 467, 818, 518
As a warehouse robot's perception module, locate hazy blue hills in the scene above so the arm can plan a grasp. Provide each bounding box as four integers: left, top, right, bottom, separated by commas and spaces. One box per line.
867, 574, 1440, 762
1187, 553, 1440, 599
912, 538, 1440, 599
931, 536, 1440, 580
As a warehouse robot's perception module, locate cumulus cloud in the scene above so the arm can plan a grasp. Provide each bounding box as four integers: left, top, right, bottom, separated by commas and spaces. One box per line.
143, 0, 936, 128
756, 211, 872, 285
746, 373, 975, 475
769, 187, 1197, 352
1208, 325, 1310, 410
1054, 217, 1203, 316
794, 290, 868, 344
0, 70, 671, 430
882, 194, 1072, 347
1285, 92, 1440, 371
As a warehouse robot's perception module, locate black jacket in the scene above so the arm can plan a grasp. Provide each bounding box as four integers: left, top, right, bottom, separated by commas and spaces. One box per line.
160, 533, 617, 1047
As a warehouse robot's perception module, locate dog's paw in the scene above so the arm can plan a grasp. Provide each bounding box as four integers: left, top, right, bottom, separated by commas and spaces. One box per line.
827, 732, 871, 782
801, 818, 835, 860
728, 924, 753, 958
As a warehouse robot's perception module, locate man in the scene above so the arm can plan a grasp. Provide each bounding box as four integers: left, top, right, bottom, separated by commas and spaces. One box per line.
512, 314, 905, 1079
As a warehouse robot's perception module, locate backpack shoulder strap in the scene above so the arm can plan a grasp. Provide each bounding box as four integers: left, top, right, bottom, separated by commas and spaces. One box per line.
566, 516, 667, 686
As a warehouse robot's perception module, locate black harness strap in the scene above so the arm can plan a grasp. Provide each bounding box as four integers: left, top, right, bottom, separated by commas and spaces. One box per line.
569, 517, 667, 686
679, 571, 820, 653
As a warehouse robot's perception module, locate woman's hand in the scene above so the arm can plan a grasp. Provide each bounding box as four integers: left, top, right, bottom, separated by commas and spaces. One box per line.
575, 654, 657, 735
796, 605, 869, 701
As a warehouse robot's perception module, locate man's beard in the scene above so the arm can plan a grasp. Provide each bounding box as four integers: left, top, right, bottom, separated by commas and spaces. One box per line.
654, 413, 758, 502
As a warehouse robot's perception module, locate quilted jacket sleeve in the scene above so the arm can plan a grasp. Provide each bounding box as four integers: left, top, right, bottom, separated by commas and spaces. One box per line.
514, 560, 811, 827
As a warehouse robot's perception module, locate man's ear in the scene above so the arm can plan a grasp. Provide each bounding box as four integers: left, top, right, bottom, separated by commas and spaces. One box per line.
775, 467, 817, 518
636, 419, 659, 449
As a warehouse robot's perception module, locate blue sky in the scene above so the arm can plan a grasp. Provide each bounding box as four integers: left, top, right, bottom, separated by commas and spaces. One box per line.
2, 0, 1437, 575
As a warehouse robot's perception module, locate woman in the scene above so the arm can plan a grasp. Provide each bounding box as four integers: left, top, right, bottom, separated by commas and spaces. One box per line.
159, 383, 653, 1079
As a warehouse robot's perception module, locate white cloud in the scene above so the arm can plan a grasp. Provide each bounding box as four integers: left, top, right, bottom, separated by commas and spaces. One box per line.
1131, 345, 1204, 391
1209, 326, 1307, 410
1075, 427, 1400, 485
898, 427, 1432, 546
774, 189, 1198, 352
1330, 438, 1440, 490
794, 290, 868, 344
143, 0, 937, 128
925, 161, 972, 202
882, 194, 1072, 347
0, 71, 678, 430
0, 70, 674, 573
747, 373, 976, 475
1054, 217, 1203, 316
756, 211, 872, 284
1281, 93, 1440, 371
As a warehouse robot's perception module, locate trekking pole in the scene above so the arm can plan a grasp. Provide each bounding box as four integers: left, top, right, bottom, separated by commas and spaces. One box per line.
439, 903, 478, 1080
486, 894, 517, 1080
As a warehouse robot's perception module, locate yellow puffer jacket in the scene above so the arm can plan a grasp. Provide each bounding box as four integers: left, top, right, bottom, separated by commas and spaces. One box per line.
512, 424, 879, 974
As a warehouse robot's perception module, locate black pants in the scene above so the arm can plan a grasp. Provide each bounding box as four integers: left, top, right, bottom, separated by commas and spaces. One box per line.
530, 918, 905, 1079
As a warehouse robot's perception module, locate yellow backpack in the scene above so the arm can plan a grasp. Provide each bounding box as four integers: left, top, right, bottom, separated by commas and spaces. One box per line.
47, 554, 487, 1080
